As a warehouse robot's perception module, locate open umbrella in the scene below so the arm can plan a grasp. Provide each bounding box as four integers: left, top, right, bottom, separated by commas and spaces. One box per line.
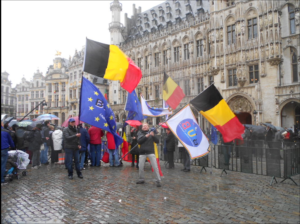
8, 119, 18, 128
17, 120, 33, 128
28, 120, 44, 129
275, 126, 285, 132
37, 114, 59, 121
62, 116, 83, 127
125, 120, 142, 127
159, 122, 169, 129
261, 122, 277, 131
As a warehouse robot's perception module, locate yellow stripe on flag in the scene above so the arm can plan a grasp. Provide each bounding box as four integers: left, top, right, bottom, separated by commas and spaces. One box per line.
154, 143, 159, 158
200, 99, 235, 126
163, 77, 178, 100
104, 45, 129, 82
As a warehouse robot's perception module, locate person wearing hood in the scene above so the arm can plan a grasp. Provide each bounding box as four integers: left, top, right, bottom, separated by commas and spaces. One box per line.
63, 118, 83, 180
29, 124, 44, 169
136, 123, 161, 187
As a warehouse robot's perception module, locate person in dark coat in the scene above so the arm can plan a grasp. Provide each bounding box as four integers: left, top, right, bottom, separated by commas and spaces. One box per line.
29, 124, 44, 169
78, 124, 90, 170
41, 120, 51, 165
130, 127, 139, 168
136, 123, 161, 187
166, 128, 175, 169
265, 126, 274, 149
63, 118, 83, 180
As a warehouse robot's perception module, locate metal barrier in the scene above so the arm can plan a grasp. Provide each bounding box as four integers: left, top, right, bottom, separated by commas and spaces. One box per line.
158, 137, 300, 185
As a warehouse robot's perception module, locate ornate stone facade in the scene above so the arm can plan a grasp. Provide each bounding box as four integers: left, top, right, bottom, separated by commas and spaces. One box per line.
110, 0, 300, 129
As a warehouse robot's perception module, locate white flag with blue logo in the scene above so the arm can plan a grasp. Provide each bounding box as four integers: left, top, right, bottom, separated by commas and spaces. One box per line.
166, 105, 210, 159
141, 96, 173, 117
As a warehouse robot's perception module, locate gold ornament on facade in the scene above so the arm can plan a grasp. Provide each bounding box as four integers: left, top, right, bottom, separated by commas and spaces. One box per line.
228, 96, 252, 113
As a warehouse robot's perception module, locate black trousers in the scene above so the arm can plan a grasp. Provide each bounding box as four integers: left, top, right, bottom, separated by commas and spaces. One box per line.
167, 151, 174, 168
51, 149, 62, 163
131, 154, 139, 167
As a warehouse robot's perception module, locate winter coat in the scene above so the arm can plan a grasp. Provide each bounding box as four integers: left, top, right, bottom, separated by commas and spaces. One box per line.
106, 132, 116, 150
88, 126, 104, 145
166, 132, 176, 152
137, 130, 159, 155
28, 130, 44, 151
79, 127, 90, 152
52, 130, 63, 151
42, 126, 51, 146
130, 130, 139, 155
63, 125, 80, 150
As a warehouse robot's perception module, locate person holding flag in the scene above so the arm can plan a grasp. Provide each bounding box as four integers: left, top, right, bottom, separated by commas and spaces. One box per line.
136, 123, 161, 187
106, 131, 122, 167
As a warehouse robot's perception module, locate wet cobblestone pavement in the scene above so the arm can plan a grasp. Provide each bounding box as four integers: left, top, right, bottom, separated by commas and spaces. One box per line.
1, 161, 300, 224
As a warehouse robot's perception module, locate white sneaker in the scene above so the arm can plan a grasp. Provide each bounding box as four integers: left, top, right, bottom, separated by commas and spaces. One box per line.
38, 164, 42, 167
32, 166, 38, 169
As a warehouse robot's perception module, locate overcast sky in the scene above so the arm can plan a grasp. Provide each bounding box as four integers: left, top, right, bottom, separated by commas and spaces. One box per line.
2, 1, 164, 87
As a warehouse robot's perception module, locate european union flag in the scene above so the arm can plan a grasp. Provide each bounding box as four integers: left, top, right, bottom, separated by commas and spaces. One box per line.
125, 90, 144, 121
79, 77, 123, 147
211, 124, 218, 145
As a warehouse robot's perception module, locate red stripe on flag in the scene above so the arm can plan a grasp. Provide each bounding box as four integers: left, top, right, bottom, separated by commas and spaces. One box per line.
121, 58, 142, 93
215, 116, 244, 142
156, 158, 163, 177
166, 86, 185, 110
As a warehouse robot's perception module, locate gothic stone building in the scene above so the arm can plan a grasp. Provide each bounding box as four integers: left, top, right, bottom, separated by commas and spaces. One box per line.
1, 72, 16, 117
109, 0, 300, 130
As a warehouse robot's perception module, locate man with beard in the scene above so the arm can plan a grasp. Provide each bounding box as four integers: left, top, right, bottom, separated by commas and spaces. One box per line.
63, 118, 83, 180
136, 123, 161, 187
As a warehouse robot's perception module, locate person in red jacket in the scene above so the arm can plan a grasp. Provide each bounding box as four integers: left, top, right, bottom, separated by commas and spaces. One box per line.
88, 126, 104, 167
106, 131, 122, 167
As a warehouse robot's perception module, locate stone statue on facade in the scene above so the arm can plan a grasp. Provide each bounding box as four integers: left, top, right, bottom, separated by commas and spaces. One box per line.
268, 14, 273, 26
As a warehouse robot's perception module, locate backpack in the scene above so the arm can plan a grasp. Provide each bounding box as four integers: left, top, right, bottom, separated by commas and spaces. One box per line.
24, 130, 34, 142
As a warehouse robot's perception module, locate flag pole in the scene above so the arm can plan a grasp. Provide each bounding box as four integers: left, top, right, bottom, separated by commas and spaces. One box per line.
78, 72, 84, 122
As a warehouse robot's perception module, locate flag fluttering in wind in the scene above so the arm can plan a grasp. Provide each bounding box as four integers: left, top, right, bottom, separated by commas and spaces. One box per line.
163, 72, 185, 110
141, 96, 172, 117
211, 124, 218, 145
82, 38, 142, 93
104, 89, 108, 101
190, 84, 244, 143
125, 90, 144, 121
166, 105, 210, 159
79, 77, 123, 147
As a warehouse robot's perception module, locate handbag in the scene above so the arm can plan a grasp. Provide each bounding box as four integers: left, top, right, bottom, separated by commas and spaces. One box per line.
102, 152, 109, 163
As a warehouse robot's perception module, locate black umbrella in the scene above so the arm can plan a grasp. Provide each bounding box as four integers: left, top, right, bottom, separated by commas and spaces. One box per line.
8, 119, 18, 128
261, 123, 277, 131
3, 117, 14, 125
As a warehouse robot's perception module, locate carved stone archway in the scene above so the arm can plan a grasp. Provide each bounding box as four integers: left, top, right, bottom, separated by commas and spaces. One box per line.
228, 96, 253, 124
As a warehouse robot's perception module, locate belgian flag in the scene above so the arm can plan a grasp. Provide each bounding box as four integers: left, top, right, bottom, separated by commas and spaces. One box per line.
163, 72, 185, 110
190, 84, 244, 142
83, 38, 142, 93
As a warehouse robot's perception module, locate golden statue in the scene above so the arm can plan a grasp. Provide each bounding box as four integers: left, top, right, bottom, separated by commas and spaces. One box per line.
55, 51, 61, 56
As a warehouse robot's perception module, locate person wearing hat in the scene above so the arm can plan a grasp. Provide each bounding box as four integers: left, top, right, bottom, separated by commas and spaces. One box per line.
1, 120, 15, 185
63, 118, 83, 179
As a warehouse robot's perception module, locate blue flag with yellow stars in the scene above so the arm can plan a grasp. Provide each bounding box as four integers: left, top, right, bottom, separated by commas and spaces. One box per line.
125, 90, 145, 121
79, 77, 123, 147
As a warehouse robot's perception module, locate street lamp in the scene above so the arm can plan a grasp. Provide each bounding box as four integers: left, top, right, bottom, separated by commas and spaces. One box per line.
253, 110, 257, 125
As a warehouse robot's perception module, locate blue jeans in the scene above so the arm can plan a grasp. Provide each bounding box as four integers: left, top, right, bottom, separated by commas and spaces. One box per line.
90, 144, 101, 166
65, 148, 81, 176
108, 149, 120, 166
79, 151, 86, 169
40, 143, 49, 164
1, 149, 9, 183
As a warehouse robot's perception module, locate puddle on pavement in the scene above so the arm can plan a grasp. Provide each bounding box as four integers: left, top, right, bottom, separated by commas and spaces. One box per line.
209, 183, 234, 192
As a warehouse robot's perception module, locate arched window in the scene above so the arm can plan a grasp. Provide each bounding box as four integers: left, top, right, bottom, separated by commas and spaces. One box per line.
36, 81, 39, 87
289, 5, 295, 34
292, 51, 298, 82
62, 112, 65, 123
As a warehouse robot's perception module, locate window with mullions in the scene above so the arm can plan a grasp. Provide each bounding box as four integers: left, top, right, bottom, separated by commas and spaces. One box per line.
123, 91, 126, 104
163, 50, 168, 65
174, 46, 180, 62
289, 6, 295, 34
184, 44, 189, 60
145, 87, 149, 100
228, 69, 237, 87
227, 24, 236, 45
145, 56, 149, 69
209, 76, 214, 85
226, 0, 235, 7
197, 77, 204, 94
154, 53, 159, 67
196, 39, 203, 57
292, 52, 298, 82
138, 58, 142, 68
184, 80, 190, 96
249, 64, 259, 84
55, 95, 59, 107
155, 85, 160, 99
248, 18, 257, 39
